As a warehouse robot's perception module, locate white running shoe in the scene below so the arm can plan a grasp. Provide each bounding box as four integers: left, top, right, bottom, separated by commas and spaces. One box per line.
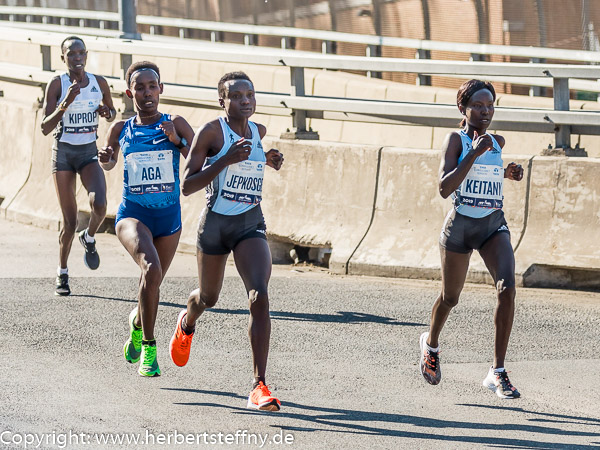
483, 366, 521, 399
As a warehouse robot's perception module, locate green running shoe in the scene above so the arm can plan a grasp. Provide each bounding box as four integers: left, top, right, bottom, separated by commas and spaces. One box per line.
123, 307, 142, 363
138, 343, 161, 377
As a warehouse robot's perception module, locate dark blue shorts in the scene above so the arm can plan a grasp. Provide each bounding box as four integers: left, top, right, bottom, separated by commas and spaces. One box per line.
116, 198, 181, 238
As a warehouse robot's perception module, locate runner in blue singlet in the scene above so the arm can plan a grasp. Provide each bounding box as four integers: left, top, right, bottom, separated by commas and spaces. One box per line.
98, 61, 194, 377
41, 36, 116, 296
419, 79, 524, 399
168, 72, 284, 411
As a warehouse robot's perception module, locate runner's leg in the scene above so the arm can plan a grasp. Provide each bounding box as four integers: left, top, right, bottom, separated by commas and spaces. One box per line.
233, 238, 272, 383
427, 246, 471, 348
478, 231, 516, 369
116, 218, 163, 341
53, 171, 78, 269
79, 162, 107, 236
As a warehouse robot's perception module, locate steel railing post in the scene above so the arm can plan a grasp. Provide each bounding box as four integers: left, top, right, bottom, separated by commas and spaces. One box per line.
553, 77, 571, 149
280, 66, 319, 140
120, 53, 134, 116
118, 0, 140, 40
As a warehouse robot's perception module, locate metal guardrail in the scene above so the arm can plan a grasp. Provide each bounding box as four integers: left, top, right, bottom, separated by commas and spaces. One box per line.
1, 26, 599, 148
3, 5, 600, 64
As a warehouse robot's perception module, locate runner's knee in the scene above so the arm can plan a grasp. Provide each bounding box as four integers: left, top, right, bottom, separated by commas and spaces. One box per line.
199, 291, 218, 309
61, 215, 77, 236
90, 193, 106, 216
248, 289, 269, 312
140, 260, 162, 289
496, 280, 516, 303
440, 292, 460, 308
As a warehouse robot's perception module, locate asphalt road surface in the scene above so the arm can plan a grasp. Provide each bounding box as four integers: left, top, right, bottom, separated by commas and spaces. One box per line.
1, 218, 599, 449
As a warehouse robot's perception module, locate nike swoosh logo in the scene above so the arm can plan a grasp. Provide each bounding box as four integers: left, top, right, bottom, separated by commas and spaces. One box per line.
152, 138, 167, 145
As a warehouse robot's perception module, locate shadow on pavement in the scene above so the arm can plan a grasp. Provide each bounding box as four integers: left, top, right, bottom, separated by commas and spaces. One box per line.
162, 388, 600, 449
68, 296, 416, 326
70, 294, 184, 309
457, 403, 600, 425
209, 308, 423, 326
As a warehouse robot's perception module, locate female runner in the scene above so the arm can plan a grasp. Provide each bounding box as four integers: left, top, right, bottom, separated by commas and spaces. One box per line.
419, 79, 524, 399
99, 61, 194, 377
169, 72, 284, 410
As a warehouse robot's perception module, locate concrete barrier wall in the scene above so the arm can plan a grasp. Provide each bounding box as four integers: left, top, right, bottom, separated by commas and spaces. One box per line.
515, 157, 600, 288
0, 99, 35, 213
347, 147, 532, 282
4, 104, 62, 230
257, 138, 380, 273
3, 64, 600, 287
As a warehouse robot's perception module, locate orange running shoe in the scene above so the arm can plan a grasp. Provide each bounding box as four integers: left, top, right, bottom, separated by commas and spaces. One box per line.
247, 382, 281, 411
169, 310, 194, 367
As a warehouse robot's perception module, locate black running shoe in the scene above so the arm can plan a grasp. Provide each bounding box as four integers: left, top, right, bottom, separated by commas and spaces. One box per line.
483, 367, 521, 399
55, 273, 71, 296
79, 229, 100, 270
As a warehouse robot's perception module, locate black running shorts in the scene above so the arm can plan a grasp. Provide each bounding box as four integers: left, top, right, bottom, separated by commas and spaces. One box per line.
439, 208, 510, 254
197, 205, 267, 255
52, 140, 99, 173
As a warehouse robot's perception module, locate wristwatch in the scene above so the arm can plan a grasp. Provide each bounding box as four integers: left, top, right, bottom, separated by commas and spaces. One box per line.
176, 137, 188, 149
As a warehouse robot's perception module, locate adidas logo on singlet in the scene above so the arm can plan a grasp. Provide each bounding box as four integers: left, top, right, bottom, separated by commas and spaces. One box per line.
91, 86, 98, 92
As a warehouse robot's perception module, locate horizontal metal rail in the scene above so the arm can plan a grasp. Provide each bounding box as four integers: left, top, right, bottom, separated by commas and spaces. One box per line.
1, 27, 598, 79
2, 5, 600, 64
2, 61, 599, 138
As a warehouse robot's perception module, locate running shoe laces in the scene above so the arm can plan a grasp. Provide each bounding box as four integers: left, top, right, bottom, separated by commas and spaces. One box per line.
138, 344, 160, 377
424, 350, 439, 372
124, 308, 143, 363
497, 371, 518, 395
247, 382, 281, 411
55, 273, 70, 296
484, 368, 521, 399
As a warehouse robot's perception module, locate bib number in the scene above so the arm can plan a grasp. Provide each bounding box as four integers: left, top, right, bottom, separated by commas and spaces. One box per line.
63, 99, 100, 133
459, 164, 503, 208
127, 151, 175, 195
221, 160, 265, 204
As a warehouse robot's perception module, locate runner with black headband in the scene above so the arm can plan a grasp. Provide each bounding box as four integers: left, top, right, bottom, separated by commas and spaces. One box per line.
419, 79, 524, 399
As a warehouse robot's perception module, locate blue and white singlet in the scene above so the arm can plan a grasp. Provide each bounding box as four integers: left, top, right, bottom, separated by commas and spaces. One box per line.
204, 117, 266, 216
119, 113, 181, 209
452, 130, 504, 219
57, 72, 102, 145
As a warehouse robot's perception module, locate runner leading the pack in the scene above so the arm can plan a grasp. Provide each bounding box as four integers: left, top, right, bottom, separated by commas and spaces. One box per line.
98, 61, 194, 377
169, 71, 284, 410
419, 79, 524, 399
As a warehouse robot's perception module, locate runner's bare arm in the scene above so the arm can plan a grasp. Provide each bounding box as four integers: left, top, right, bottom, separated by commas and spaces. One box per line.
96, 75, 117, 122
256, 123, 284, 171
182, 121, 251, 196
161, 115, 195, 159
40, 77, 65, 135
99, 120, 125, 171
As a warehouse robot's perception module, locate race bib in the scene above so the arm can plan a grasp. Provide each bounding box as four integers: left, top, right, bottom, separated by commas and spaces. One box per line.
63, 99, 100, 133
459, 164, 503, 208
127, 151, 175, 195
220, 160, 265, 204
